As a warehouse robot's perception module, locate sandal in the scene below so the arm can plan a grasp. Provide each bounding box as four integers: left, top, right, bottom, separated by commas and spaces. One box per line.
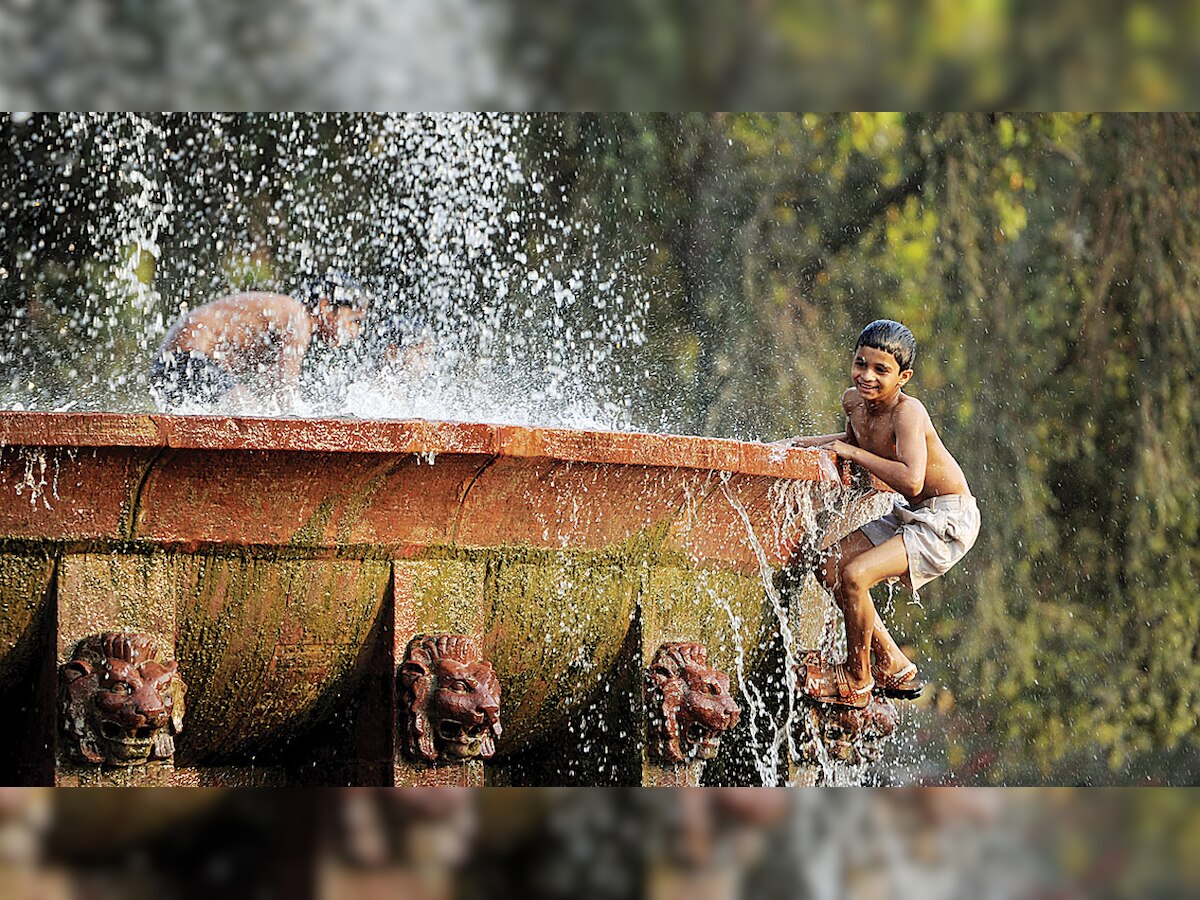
801, 662, 874, 710
871, 662, 924, 699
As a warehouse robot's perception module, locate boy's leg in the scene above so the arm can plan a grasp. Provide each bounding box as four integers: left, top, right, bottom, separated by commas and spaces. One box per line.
834, 534, 909, 686
871, 617, 915, 682
817, 532, 915, 678
811, 532, 909, 694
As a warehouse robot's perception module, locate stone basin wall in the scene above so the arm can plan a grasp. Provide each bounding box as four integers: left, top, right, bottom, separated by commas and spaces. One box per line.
0, 413, 889, 786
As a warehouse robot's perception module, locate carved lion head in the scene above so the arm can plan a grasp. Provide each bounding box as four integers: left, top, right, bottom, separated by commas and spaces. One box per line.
59, 632, 187, 767
647, 642, 741, 764
399, 635, 502, 763
820, 695, 898, 764
795, 694, 898, 767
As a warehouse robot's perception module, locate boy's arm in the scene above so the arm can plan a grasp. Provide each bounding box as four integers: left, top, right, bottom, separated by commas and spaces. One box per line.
822, 403, 927, 496
771, 390, 858, 448
770, 432, 847, 449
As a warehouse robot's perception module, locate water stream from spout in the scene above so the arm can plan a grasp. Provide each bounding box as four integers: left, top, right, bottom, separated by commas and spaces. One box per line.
719, 474, 834, 784
718, 468, 899, 784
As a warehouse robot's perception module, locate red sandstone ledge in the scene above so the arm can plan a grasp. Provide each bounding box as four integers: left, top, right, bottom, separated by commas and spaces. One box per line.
0, 411, 848, 483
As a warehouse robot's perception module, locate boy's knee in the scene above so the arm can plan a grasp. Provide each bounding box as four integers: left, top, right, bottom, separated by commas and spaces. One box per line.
839, 562, 871, 595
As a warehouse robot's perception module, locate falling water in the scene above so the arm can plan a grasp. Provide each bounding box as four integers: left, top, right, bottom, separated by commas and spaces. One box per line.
716, 471, 899, 785
0, 113, 647, 428
717, 475, 828, 783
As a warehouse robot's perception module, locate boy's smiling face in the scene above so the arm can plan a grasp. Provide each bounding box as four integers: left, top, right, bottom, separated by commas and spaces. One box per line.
852, 344, 912, 402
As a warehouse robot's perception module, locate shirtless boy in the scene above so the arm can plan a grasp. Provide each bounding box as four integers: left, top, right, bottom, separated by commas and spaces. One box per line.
779, 320, 980, 708
149, 274, 368, 412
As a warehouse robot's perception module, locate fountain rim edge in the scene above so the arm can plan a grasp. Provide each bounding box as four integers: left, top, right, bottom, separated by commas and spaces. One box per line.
0, 411, 871, 484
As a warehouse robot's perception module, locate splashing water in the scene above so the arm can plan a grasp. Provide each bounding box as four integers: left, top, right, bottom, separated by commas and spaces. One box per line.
0, 113, 647, 429
717, 471, 901, 785
719, 474, 832, 784
0, 446, 76, 510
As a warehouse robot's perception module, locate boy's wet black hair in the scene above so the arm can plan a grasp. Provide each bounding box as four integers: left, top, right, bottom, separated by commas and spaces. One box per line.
304, 270, 371, 310
856, 319, 916, 372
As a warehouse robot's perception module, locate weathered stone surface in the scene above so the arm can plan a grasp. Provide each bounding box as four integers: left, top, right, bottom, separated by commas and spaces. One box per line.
0, 554, 54, 686
0, 446, 158, 542
393, 760, 485, 788
0, 412, 850, 480
483, 554, 638, 752
641, 566, 766, 680
0, 412, 894, 785
134, 450, 491, 549
393, 561, 488, 643
0, 412, 163, 449
0, 554, 56, 784
455, 458, 709, 552
392, 552, 640, 760
174, 555, 389, 763
0, 412, 879, 554
57, 555, 179, 661
794, 694, 899, 769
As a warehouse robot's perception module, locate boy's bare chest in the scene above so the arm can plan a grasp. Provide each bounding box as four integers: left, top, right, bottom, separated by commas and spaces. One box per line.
849, 409, 896, 455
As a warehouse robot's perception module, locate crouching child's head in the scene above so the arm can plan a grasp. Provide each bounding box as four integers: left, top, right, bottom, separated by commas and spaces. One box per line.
306, 270, 371, 347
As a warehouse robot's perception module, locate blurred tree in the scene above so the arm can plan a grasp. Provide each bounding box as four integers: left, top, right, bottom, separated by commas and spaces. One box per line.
530, 112, 1200, 782
500, 2, 1200, 109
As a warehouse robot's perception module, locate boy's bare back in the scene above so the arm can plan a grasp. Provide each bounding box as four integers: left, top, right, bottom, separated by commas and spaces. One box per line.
159, 292, 313, 377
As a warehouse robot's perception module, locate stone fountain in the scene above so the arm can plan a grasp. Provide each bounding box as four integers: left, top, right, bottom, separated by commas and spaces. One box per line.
0, 411, 893, 787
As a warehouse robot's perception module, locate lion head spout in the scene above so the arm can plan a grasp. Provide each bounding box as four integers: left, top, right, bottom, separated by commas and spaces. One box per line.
399, 635, 502, 763
800, 695, 898, 766
647, 642, 741, 764
59, 632, 187, 767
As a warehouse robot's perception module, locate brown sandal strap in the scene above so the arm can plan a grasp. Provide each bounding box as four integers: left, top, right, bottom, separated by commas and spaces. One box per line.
834, 663, 849, 699
804, 662, 874, 707
834, 664, 874, 699
872, 662, 918, 690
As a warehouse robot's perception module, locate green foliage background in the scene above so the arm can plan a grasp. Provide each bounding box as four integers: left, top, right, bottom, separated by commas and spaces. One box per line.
528, 113, 1200, 783
2, 113, 1197, 783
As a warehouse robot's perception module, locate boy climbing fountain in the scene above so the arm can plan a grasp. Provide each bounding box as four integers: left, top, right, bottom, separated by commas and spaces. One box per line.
779, 320, 980, 709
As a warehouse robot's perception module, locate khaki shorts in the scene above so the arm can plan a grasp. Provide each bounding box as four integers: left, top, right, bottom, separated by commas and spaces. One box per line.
859, 494, 980, 592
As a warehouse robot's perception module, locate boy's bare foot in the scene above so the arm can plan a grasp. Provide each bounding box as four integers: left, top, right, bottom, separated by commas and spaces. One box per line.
800, 662, 874, 709
870, 661, 924, 699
